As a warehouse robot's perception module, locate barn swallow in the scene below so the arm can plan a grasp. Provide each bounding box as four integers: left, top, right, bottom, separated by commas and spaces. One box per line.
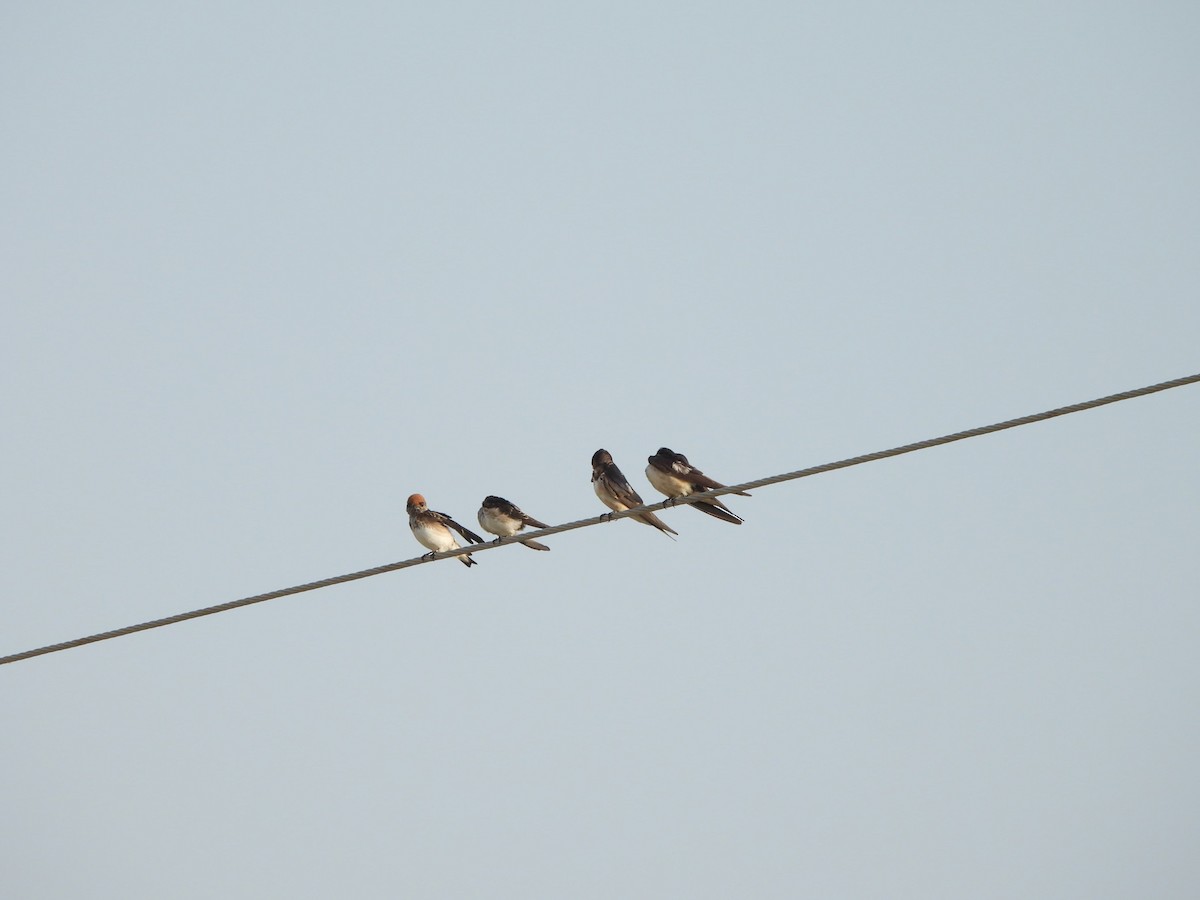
407, 493, 485, 567
646, 447, 750, 525
477, 495, 551, 551
591, 448, 678, 537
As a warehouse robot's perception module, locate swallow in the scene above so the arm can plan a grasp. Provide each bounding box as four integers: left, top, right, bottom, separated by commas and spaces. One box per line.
591, 448, 678, 537
646, 447, 750, 525
477, 495, 551, 551
407, 493, 485, 566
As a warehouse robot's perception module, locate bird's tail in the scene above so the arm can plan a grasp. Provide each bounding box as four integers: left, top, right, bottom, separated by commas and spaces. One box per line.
693, 499, 744, 525
637, 510, 679, 538
520, 538, 551, 551
459, 554, 478, 567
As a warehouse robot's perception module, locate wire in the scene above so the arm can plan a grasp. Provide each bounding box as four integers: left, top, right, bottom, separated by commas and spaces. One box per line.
2, 372, 1197, 667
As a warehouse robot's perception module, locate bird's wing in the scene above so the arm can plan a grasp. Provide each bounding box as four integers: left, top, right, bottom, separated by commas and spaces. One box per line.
606, 466, 645, 507
434, 511, 485, 544
677, 463, 751, 496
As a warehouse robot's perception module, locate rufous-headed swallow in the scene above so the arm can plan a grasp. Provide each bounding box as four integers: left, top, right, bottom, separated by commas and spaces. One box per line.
646, 447, 750, 525
407, 493, 485, 566
477, 495, 551, 551
591, 448, 678, 537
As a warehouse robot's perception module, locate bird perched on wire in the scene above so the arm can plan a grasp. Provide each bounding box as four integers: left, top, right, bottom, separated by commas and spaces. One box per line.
591, 448, 678, 537
407, 493, 485, 566
477, 495, 551, 551
646, 447, 750, 525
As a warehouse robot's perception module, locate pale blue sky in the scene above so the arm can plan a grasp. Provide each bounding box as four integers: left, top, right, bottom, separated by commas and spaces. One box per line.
3, 3, 1199, 898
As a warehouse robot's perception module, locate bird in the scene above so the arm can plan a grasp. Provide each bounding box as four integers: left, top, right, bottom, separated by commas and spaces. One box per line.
406, 493, 485, 567
645, 447, 750, 525
591, 448, 678, 537
477, 495, 551, 551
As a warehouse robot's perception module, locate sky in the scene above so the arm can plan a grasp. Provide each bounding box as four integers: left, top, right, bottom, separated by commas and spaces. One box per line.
2, 2, 1199, 897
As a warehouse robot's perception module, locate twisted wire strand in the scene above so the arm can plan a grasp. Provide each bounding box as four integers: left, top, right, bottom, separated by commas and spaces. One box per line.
3, 372, 1197, 667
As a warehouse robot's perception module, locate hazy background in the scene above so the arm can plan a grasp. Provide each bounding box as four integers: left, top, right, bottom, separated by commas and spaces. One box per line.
3, 3, 1198, 897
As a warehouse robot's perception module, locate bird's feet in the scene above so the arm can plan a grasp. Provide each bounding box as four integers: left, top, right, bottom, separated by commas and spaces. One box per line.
422, 551, 437, 561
